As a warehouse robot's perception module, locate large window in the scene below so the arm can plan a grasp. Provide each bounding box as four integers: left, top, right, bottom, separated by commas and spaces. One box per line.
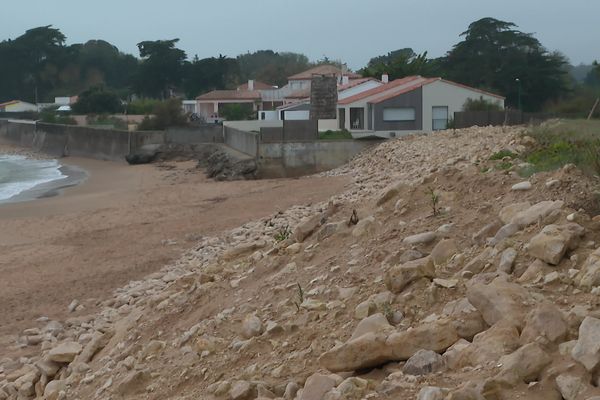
432, 106, 448, 130
383, 107, 415, 122
350, 107, 364, 130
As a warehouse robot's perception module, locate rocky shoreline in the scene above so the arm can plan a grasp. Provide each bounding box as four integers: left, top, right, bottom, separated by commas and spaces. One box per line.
3, 125, 600, 400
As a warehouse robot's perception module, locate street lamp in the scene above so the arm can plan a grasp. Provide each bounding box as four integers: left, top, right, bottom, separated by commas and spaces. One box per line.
515, 78, 522, 112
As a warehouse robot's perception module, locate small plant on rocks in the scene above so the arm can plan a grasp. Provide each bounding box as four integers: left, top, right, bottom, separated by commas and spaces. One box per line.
274, 226, 291, 242
426, 187, 440, 216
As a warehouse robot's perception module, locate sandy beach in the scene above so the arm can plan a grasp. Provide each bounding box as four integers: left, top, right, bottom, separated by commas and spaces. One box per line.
0, 155, 349, 355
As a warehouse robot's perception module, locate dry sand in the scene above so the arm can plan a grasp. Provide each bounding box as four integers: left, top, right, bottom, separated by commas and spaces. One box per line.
0, 157, 349, 353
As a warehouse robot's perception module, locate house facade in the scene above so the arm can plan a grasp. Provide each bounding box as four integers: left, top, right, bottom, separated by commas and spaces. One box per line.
0, 100, 38, 112
338, 76, 504, 137
194, 65, 367, 122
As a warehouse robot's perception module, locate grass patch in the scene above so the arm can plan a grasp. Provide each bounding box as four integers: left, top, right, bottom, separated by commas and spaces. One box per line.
489, 150, 517, 160
319, 130, 353, 140
521, 119, 600, 176
496, 161, 513, 171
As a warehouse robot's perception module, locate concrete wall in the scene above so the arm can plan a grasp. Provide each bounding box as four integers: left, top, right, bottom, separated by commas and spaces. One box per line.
258, 139, 379, 178
165, 125, 223, 144
422, 80, 505, 131
224, 126, 259, 157
0, 119, 36, 148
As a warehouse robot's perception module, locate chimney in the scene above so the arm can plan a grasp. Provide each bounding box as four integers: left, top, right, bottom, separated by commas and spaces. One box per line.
342, 75, 349, 85
248, 79, 254, 91
382, 73, 389, 83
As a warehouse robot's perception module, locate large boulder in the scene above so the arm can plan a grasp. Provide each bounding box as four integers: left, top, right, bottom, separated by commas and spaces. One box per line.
350, 313, 394, 341
403, 349, 445, 376
527, 223, 584, 265
319, 332, 391, 372
466, 278, 532, 328
499, 202, 531, 224
386, 318, 459, 360
576, 247, 600, 290
431, 239, 458, 267
495, 343, 552, 384
48, 341, 83, 363
571, 316, 600, 371
450, 320, 520, 368
384, 256, 434, 294
520, 303, 568, 345
510, 200, 564, 228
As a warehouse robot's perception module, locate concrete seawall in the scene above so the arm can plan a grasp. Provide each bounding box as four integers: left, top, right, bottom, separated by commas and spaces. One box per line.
257, 140, 379, 178
1, 119, 381, 177
0, 120, 224, 162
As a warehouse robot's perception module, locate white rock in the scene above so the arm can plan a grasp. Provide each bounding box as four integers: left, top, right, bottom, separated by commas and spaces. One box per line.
511, 181, 532, 191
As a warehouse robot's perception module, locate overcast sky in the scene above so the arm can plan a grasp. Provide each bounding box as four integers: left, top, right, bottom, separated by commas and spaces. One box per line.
2, 0, 598, 70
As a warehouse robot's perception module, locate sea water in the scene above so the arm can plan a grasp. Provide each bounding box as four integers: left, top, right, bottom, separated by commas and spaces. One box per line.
0, 154, 66, 201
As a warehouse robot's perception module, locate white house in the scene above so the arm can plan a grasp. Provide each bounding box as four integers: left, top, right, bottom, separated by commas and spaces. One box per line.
337, 76, 505, 138
0, 100, 38, 112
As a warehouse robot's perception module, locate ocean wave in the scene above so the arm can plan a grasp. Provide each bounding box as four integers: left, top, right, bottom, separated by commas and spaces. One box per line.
0, 154, 67, 201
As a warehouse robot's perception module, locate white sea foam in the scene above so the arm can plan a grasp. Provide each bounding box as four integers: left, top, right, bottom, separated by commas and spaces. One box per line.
0, 154, 66, 201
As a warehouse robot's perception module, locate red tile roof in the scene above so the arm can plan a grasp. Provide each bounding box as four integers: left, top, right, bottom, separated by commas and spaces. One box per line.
196, 90, 261, 101
0, 100, 20, 107
339, 76, 505, 105
288, 65, 361, 80
338, 76, 423, 105
370, 77, 438, 104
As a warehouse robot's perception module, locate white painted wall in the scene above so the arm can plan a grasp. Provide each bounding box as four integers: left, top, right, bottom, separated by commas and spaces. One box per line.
4, 101, 38, 112
421, 80, 504, 131
318, 119, 338, 132
258, 110, 279, 121
284, 110, 310, 120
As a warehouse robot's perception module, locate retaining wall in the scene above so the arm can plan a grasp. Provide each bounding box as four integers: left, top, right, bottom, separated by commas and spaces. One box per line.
224, 126, 259, 158
258, 139, 379, 178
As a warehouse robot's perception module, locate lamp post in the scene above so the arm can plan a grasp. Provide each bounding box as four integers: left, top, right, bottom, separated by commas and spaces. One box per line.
515, 78, 522, 112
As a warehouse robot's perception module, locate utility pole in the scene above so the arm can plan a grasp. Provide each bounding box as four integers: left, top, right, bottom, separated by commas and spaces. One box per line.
515, 78, 522, 112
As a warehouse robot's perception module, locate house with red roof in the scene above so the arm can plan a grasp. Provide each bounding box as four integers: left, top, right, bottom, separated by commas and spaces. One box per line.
195, 65, 370, 122
337, 76, 504, 137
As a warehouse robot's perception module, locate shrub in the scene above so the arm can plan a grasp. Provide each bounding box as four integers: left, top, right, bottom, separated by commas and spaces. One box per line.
127, 98, 161, 115
72, 86, 123, 114
489, 150, 517, 160
220, 104, 255, 121
463, 96, 503, 111
137, 99, 188, 131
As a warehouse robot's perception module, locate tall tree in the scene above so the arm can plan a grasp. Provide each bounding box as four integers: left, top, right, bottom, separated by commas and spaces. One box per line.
360, 48, 437, 80
236, 50, 311, 87
441, 17, 568, 111
135, 39, 186, 99
585, 61, 600, 87
182, 55, 240, 98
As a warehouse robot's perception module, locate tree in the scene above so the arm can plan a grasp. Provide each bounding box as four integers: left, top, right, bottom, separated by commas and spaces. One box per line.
441, 18, 568, 111
585, 61, 600, 87
72, 85, 123, 114
135, 39, 186, 99
182, 55, 240, 98
236, 50, 311, 87
360, 48, 437, 80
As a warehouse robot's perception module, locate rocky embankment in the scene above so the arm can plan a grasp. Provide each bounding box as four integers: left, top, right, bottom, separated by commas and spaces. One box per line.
3, 126, 600, 400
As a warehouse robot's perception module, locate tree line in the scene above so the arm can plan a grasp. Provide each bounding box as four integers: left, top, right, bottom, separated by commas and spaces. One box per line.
0, 19, 599, 114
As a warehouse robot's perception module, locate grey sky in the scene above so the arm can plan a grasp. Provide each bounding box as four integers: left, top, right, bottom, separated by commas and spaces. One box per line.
2, 0, 598, 70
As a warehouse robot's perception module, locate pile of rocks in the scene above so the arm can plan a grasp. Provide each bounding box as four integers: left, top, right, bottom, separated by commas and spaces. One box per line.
3, 125, 600, 400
